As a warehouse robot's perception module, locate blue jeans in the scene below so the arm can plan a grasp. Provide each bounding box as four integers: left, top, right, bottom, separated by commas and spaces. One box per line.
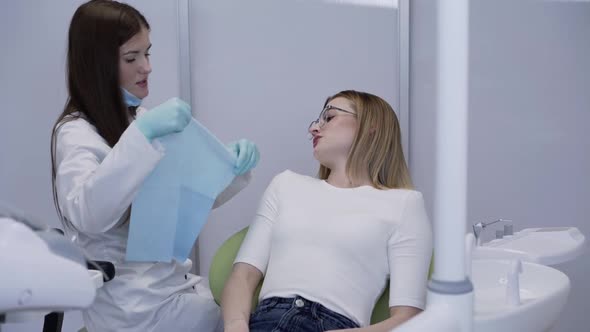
249, 296, 360, 332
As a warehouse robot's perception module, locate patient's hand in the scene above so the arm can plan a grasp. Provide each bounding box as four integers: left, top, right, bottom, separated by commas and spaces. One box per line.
225, 318, 249, 332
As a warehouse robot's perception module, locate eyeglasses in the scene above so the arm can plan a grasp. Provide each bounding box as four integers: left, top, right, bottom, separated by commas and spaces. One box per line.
308, 105, 356, 135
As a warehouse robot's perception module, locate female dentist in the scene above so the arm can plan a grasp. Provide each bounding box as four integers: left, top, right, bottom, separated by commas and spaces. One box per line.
50, 1, 259, 331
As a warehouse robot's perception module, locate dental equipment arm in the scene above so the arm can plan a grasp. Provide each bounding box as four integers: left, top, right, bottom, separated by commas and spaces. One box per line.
396, 0, 475, 331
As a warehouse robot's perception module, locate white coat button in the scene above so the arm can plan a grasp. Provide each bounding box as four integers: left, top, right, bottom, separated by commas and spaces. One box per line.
295, 299, 304, 307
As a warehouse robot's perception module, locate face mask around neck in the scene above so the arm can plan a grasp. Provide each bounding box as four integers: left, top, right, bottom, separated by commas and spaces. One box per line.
122, 88, 142, 107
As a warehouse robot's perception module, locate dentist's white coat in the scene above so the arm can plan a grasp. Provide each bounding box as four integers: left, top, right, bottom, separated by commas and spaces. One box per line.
54, 107, 248, 332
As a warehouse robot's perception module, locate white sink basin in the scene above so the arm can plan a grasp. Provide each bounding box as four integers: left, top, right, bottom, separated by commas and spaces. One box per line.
472, 259, 570, 332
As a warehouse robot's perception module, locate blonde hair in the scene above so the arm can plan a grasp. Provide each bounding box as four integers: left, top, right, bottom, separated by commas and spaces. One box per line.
318, 90, 413, 189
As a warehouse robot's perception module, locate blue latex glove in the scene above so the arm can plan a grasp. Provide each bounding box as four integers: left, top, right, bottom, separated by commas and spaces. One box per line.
135, 98, 191, 141
226, 139, 260, 175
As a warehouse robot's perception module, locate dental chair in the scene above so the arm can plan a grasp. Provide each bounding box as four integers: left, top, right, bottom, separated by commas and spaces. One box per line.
43, 257, 115, 332
209, 227, 433, 325
0, 202, 114, 332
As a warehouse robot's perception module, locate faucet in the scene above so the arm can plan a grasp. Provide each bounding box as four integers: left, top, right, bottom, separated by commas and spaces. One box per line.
472, 218, 513, 246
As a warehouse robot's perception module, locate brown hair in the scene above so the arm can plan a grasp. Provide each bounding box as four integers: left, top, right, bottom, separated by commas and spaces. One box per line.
50, 0, 150, 225
318, 90, 413, 189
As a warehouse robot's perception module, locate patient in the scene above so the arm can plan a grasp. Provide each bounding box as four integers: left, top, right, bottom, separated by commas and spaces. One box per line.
221, 90, 432, 332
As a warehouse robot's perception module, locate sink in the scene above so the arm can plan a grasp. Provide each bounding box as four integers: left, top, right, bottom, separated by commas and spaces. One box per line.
472, 259, 570, 332
473, 227, 585, 266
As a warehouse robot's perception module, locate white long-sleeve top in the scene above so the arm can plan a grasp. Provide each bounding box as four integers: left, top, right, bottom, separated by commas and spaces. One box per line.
235, 170, 432, 327
54, 108, 249, 332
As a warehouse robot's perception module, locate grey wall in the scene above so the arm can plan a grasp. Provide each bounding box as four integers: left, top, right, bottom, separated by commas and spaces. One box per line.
190, 0, 400, 276
410, 1, 590, 331
0, 1, 181, 331
0, 0, 78, 229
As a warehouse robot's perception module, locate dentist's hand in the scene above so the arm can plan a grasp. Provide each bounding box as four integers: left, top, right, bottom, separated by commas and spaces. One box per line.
226, 139, 260, 175
135, 97, 191, 140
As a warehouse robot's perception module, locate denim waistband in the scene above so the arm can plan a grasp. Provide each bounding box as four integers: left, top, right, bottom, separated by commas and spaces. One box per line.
258, 295, 359, 327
